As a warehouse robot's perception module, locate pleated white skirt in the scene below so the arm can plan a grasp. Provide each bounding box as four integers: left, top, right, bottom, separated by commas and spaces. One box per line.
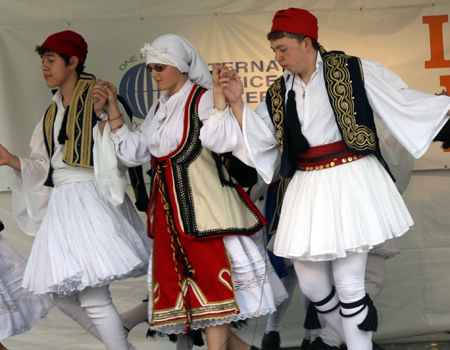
148, 234, 287, 334
0, 235, 53, 341
23, 180, 152, 295
273, 155, 413, 261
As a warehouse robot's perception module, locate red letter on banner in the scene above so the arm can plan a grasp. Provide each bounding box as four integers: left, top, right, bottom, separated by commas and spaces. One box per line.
440, 75, 450, 92
423, 15, 450, 68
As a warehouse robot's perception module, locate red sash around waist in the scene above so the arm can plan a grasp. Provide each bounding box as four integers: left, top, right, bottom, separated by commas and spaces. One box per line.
297, 141, 369, 171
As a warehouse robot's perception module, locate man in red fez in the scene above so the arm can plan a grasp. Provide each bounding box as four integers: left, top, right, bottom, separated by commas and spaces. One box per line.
0, 31, 152, 350
34, 30, 88, 107
210, 6, 450, 350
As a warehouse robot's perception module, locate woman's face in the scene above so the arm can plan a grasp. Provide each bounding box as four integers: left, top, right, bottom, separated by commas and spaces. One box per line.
147, 64, 187, 96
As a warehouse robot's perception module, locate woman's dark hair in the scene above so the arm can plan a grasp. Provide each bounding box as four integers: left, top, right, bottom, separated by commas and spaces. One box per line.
35, 45, 85, 74
267, 31, 320, 50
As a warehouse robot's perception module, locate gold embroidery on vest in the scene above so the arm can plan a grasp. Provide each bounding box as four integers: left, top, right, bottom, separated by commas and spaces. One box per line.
44, 103, 57, 157
64, 74, 96, 168
321, 48, 376, 151
268, 77, 284, 156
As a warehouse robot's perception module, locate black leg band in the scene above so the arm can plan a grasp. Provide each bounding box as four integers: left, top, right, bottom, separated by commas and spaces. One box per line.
304, 286, 340, 330
340, 294, 378, 332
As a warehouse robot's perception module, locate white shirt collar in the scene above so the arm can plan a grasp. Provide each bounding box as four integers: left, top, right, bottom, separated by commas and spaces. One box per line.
52, 89, 63, 104
282, 52, 323, 85
159, 79, 194, 105
156, 79, 194, 122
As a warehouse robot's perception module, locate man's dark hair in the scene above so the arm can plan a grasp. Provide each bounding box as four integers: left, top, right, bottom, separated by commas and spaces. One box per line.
35, 45, 85, 74
267, 31, 320, 50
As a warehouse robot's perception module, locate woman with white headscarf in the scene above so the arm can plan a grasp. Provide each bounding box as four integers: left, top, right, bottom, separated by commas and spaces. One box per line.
92, 34, 285, 350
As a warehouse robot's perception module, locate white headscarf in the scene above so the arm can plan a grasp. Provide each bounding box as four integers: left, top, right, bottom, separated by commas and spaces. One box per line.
141, 34, 212, 89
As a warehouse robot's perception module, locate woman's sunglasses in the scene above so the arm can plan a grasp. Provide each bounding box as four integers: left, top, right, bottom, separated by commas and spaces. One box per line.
146, 65, 167, 73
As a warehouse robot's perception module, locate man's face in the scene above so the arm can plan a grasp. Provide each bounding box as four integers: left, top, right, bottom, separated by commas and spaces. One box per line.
41, 52, 73, 89
270, 37, 308, 75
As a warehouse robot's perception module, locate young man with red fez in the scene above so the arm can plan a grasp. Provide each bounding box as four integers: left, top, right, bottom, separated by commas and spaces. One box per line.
211, 7, 450, 350
0, 30, 152, 350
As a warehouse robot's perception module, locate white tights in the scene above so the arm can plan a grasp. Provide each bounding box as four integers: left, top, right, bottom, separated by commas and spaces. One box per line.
52, 285, 130, 350
294, 253, 372, 350
316, 253, 386, 347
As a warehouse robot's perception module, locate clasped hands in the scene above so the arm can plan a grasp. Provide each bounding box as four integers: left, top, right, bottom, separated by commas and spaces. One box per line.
91, 79, 121, 120
212, 64, 244, 112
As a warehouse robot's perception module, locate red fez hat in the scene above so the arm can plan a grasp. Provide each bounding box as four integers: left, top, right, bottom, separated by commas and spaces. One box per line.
41, 30, 88, 63
271, 8, 318, 41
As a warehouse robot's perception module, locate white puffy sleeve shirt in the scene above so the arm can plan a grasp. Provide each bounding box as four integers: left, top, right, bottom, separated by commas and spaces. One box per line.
13, 90, 128, 235
202, 54, 450, 183
111, 79, 242, 165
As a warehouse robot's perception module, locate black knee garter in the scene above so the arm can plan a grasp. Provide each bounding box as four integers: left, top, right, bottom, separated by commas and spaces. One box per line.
340, 293, 378, 332
304, 286, 340, 330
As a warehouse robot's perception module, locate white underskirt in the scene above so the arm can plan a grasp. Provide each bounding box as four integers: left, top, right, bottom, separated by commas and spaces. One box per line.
22, 180, 152, 295
147, 234, 288, 334
0, 235, 53, 341
273, 154, 413, 261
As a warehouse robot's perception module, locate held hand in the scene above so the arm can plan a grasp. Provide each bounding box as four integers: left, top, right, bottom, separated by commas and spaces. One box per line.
436, 89, 449, 96
218, 68, 244, 127
212, 64, 222, 89
0, 144, 12, 167
92, 79, 120, 115
102, 81, 121, 118
0, 144, 20, 171
92, 79, 109, 116
219, 68, 243, 105
212, 64, 227, 111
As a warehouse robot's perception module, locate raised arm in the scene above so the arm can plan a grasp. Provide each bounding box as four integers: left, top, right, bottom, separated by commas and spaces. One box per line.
215, 66, 245, 128
92, 79, 124, 135
212, 64, 227, 111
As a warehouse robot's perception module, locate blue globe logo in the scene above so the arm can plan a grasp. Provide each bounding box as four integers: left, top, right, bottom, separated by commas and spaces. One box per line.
119, 63, 159, 120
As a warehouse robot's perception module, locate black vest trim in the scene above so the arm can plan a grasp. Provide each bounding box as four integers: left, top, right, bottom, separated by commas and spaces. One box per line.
266, 76, 297, 178
320, 47, 390, 175
170, 86, 207, 236
152, 85, 265, 239
266, 48, 392, 180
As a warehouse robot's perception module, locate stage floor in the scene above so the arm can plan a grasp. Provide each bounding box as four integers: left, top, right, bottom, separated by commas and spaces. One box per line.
2, 189, 450, 350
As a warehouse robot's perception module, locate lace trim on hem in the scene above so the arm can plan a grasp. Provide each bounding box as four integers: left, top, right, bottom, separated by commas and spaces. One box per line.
0, 301, 52, 340
0, 291, 34, 316
149, 306, 277, 335
274, 292, 289, 307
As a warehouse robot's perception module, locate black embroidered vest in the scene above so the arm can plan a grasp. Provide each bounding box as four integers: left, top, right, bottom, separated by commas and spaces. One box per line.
266, 47, 391, 180
43, 73, 97, 187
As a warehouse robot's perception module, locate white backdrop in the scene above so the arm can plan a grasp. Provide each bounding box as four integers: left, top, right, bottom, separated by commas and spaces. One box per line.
2, 0, 450, 347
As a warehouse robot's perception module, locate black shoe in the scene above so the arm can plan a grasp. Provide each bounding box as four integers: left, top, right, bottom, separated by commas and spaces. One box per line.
301, 338, 311, 349
307, 337, 339, 350
261, 331, 281, 350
